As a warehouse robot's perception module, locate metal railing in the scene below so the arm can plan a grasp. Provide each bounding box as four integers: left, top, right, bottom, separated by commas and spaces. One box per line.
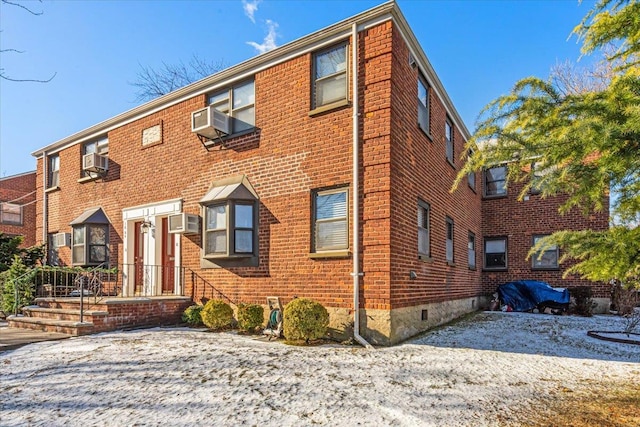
3, 263, 235, 316
184, 267, 235, 306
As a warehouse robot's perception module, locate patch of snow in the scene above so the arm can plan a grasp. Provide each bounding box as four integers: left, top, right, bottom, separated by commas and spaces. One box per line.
1, 312, 638, 426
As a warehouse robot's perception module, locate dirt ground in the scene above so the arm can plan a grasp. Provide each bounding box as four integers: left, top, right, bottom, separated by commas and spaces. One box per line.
518, 379, 640, 427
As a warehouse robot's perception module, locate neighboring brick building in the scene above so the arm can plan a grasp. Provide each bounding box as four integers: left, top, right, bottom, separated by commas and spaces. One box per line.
29, 2, 608, 345
481, 172, 610, 311
0, 171, 37, 247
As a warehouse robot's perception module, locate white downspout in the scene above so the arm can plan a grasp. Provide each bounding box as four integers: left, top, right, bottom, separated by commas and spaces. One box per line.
351, 22, 374, 350
42, 151, 48, 263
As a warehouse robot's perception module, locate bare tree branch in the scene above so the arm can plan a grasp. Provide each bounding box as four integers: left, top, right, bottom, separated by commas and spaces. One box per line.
0, 70, 56, 83
130, 55, 225, 101
1, 0, 43, 15
550, 44, 625, 96
1, 0, 55, 83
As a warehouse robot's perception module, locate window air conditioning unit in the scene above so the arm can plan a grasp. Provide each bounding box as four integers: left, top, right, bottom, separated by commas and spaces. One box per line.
52, 232, 71, 248
168, 213, 199, 234
191, 106, 230, 139
83, 153, 109, 174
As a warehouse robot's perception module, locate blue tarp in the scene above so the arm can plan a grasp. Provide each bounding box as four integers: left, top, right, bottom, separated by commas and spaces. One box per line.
498, 280, 570, 312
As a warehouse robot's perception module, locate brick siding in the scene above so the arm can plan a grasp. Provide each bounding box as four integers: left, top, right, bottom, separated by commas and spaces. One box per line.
0, 171, 37, 247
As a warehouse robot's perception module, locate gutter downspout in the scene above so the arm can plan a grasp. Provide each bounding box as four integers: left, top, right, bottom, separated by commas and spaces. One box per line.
42, 151, 48, 264
351, 22, 374, 350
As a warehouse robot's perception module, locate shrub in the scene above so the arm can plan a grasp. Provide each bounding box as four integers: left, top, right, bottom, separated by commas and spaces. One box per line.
283, 298, 329, 343
200, 299, 234, 330
237, 303, 264, 333
571, 286, 595, 317
2, 256, 36, 315
182, 304, 203, 327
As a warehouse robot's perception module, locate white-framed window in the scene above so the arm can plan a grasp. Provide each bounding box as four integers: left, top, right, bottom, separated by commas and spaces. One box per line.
312, 43, 348, 109
446, 217, 454, 263
208, 80, 255, 134
418, 74, 430, 135
445, 118, 454, 165
312, 187, 348, 252
484, 237, 507, 270
468, 232, 476, 269
418, 201, 430, 258
48, 155, 60, 188
72, 224, 109, 266
0, 202, 22, 225
203, 202, 257, 257
484, 165, 507, 197
532, 235, 559, 269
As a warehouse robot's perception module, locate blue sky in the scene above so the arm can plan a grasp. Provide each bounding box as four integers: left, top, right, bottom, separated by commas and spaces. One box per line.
0, 0, 596, 178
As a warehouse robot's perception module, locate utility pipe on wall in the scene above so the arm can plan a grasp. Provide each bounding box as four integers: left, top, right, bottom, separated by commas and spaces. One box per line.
42, 151, 48, 263
351, 22, 374, 350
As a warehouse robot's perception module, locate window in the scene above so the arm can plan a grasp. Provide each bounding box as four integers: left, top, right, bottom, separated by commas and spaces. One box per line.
47, 233, 60, 266
312, 43, 348, 109
0, 202, 22, 225
530, 161, 555, 195
484, 237, 507, 269
418, 201, 430, 258
445, 217, 454, 263
532, 235, 559, 269
208, 80, 255, 134
70, 207, 110, 266
204, 202, 256, 256
72, 224, 109, 266
200, 176, 259, 260
468, 232, 476, 269
467, 149, 476, 190
313, 187, 348, 252
445, 119, 454, 165
417, 75, 430, 135
48, 155, 60, 188
484, 165, 506, 197
82, 137, 109, 177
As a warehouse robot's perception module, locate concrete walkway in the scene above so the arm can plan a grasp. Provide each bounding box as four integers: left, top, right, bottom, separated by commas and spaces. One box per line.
0, 321, 70, 352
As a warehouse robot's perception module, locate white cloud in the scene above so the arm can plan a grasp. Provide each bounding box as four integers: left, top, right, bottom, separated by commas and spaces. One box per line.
247, 19, 278, 54
242, 0, 260, 23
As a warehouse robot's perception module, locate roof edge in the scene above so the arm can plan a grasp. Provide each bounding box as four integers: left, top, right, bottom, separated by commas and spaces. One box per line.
31, 1, 396, 158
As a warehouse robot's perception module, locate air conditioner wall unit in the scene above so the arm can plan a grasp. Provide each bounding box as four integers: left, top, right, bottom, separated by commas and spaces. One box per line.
168, 213, 200, 234
52, 232, 71, 248
191, 106, 230, 139
83, 153, 109, 174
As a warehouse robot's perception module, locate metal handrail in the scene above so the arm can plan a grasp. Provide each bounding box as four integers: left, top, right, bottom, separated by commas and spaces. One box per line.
77, 262, 111, 323
183, 267, 235, 306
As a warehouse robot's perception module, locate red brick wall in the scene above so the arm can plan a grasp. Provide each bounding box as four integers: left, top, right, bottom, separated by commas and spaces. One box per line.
481, 179, 610, 298
34, 24, 400, 312
386, 31, 483, 309
0, 171, 37, 247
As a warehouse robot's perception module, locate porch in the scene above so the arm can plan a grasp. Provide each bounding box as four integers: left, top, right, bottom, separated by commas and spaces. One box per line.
8, 296, 192, 336
4, 264, 231, 336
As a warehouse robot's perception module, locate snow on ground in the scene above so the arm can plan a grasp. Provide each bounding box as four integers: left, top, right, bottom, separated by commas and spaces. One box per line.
1, 312, 638, 427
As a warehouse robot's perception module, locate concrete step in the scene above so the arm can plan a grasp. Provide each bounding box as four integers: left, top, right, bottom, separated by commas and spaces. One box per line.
7, 315, 94, 336
22, 305, 108, 323
35, 297, 109, 311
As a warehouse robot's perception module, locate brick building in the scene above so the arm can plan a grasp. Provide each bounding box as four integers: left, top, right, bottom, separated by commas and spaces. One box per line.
29, 2, 608, 345
0, 171, 37, 247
